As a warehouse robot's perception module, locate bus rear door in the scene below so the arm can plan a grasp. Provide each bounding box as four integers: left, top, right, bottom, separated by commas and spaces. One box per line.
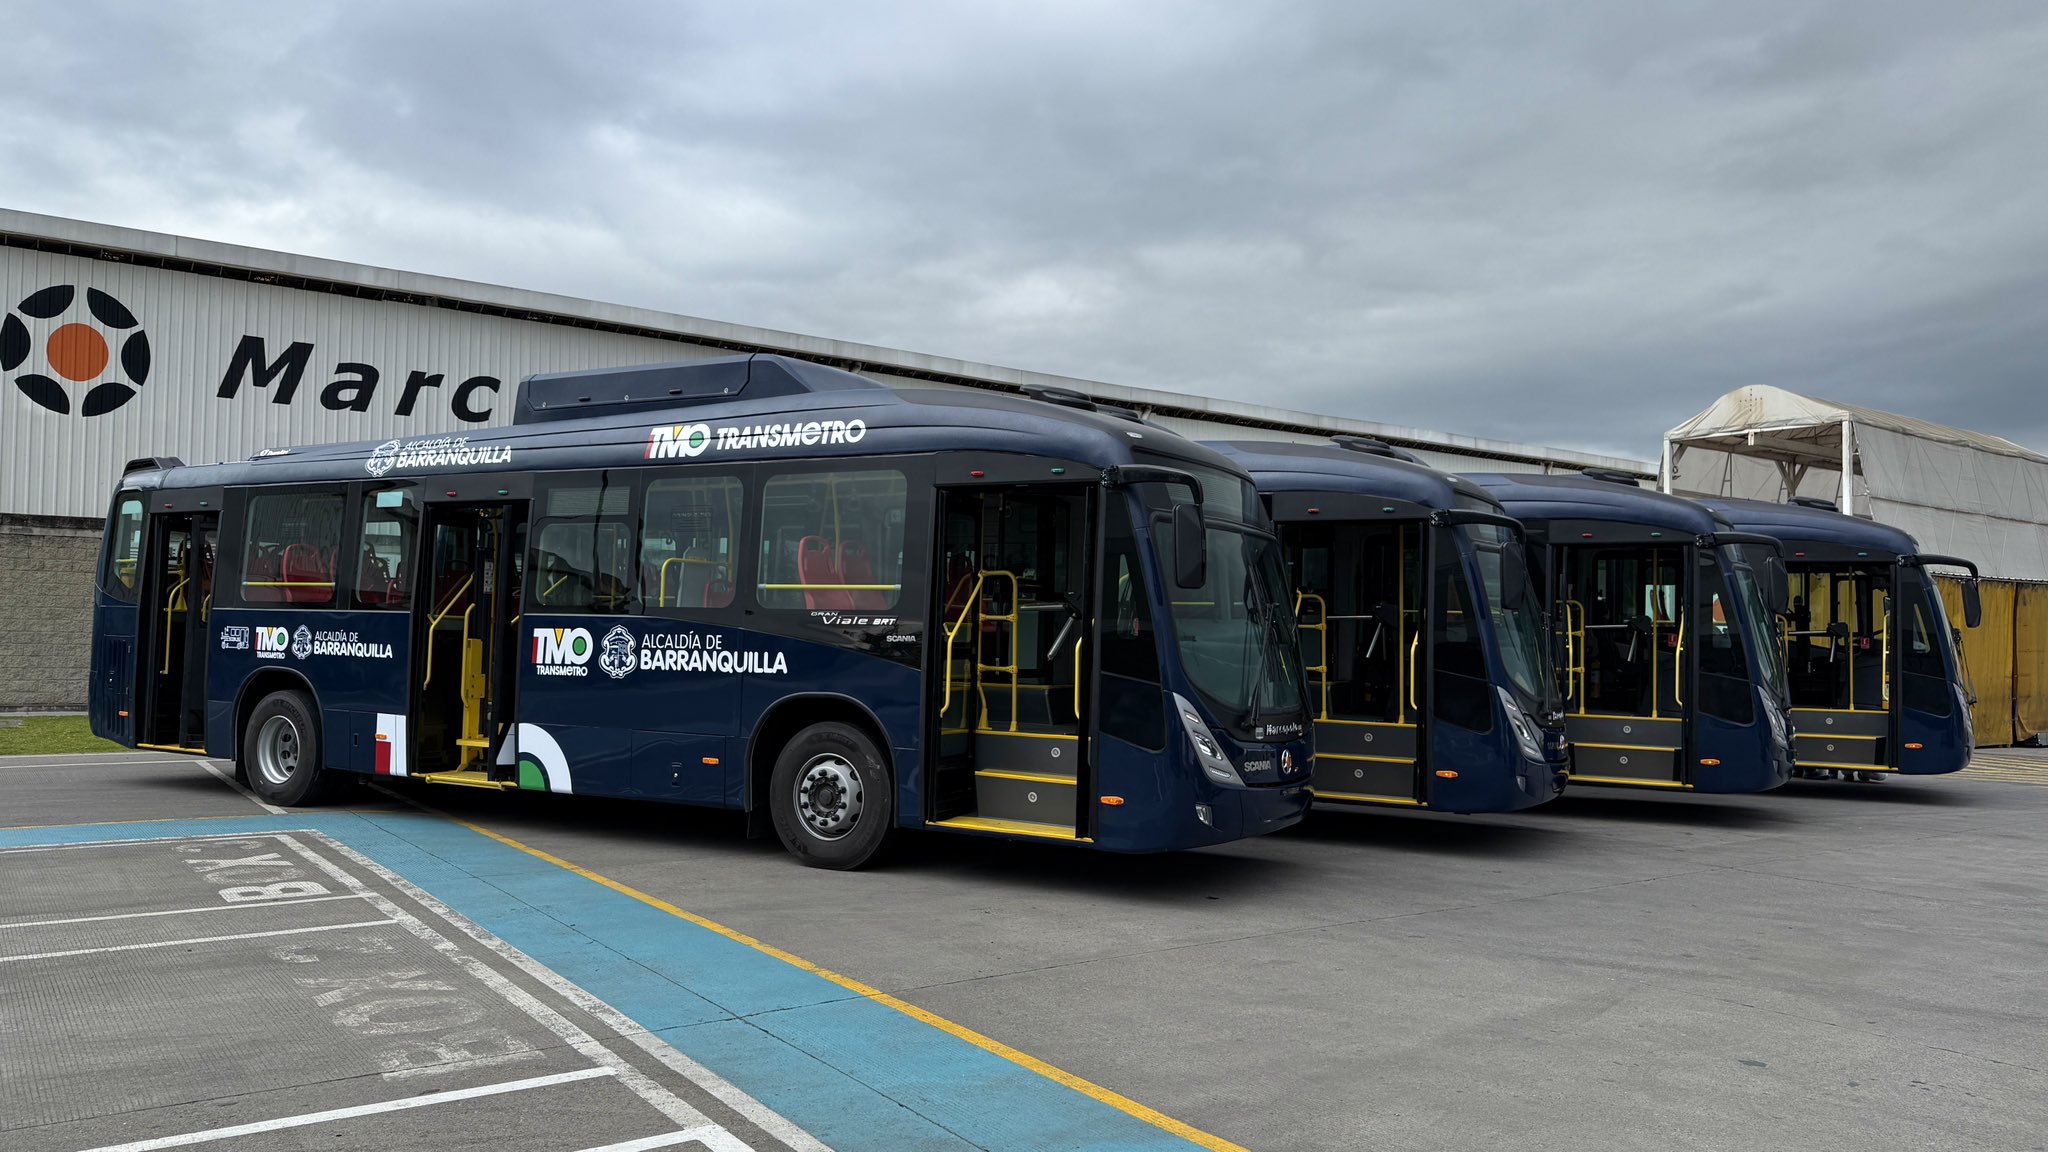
134, 500, 218, 753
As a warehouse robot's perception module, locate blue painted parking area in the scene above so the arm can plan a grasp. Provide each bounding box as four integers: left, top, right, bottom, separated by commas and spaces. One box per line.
0, 807, 1227, 1152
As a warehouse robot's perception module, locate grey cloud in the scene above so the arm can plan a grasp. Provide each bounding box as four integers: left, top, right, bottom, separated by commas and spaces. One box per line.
6, 0, 2048, 462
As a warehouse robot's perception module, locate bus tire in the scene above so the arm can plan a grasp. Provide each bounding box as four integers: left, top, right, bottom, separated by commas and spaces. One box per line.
241, 689, 338, 807
768, 722, 894, 869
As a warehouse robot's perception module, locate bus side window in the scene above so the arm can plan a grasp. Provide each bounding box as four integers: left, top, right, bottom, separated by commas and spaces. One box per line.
239, 489, 345, 607
642, 473, 745, 610
758, 469, 906, 611
1098, 496, 1164, 750
102, 494, 145, 603
356, 488, 418, 610
530, 474, 636, 613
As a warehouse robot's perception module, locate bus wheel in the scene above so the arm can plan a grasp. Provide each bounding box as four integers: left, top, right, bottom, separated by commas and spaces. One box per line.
768, 722, 894, 869
242, 689, 337, 807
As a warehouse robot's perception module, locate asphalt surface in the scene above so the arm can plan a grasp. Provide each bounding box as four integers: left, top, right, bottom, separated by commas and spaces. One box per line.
5, 748, 2047, 1151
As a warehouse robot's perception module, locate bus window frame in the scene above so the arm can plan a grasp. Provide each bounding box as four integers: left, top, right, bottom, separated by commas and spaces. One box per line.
753, 458, 929, 621
640, 462, 754, 622
527, 469, 644, 616
221, 484, 354, 611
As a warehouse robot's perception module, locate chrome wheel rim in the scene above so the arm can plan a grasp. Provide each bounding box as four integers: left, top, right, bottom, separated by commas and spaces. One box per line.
254, 714, 301, 788
795, 754, 862, 840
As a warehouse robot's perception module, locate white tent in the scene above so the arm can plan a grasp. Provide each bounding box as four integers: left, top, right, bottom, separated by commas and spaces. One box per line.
1662, 385, 2048, 582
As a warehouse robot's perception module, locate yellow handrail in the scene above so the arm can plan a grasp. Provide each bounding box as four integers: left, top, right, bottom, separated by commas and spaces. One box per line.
1562, 598, 1587, 715
939, 569, 1020, 728
1407, 631, 1420, 714
1673, 612, 1685, 709
423, 574, 474, 688
1880, 595, 1891, 708
160, 577, 190, 675
1073, 634, 1085, 720
1293, 591, 1329, 721
658, 555, 725, 607
940, 571, 989, 721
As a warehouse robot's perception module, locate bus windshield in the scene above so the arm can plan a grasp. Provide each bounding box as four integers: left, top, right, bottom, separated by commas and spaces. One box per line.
1158, 517, 1308, 741
1463, 524, 1559, 712
1718, 545, 1787, 699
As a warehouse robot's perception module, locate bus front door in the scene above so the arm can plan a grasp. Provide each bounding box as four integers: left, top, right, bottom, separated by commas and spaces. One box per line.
411, 502, 526, 786
135, 511, 217, 753
1286, 521, 1427, 806
1558, 547, 1688, 787
928, 485, 1095, 839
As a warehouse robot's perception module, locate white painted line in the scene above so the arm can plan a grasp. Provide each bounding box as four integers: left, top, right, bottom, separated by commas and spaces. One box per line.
0, 918, 394, 964
0, 830, 316, 854
196, 759, 287, 815
576, 1129, 753, 1152
0, 756, 196, 769
357, 788, 833, 1152
273, 835, 735, 1138
71, 1066, 617, 1152
0, 892, 370, 930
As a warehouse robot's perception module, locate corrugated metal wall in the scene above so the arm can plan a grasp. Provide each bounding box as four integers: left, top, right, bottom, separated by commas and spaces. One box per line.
4, 244, 1553, 520
2, 246, 735, 518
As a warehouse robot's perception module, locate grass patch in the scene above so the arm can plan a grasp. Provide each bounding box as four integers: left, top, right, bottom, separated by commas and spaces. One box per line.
0, 715, 123, 757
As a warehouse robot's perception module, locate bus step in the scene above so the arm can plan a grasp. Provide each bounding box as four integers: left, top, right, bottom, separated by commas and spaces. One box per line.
972, 730, 1080, 776
973, 769, 1076, 823
454, 738, 491, 749
929, 814, 1090, 843
1311, 756, 1418, 805
413, 769, 518, 790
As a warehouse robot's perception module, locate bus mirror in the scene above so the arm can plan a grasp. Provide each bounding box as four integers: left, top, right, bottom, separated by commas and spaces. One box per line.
1171, 503, 1207, 589
1962, 580, 1982, 628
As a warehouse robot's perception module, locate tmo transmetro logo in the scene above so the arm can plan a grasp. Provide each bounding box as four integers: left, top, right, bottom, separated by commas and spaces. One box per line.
532, 627, 594, 677
0, 285, 151, 416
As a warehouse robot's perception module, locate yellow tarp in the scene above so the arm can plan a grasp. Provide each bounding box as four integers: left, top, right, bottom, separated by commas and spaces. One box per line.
2016, 584, 2048, 743
1937, 576, 2040, 747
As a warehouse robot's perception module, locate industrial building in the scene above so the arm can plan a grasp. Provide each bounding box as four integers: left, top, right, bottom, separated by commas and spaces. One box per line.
1666, 387, 2048, 745
0, 209, 1645, 709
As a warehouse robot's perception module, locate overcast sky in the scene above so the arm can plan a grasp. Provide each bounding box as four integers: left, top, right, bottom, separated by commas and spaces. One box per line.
6, 1, 2047, 461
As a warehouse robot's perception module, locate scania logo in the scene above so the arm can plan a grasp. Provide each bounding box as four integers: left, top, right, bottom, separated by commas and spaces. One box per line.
0, 285, 151, 416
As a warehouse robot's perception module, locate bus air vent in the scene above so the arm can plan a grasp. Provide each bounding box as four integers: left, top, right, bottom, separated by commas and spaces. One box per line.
512, 353, 885, 425
1789, 496, 1840, 511
1331, 435, 1424, 464
1579, 467, 1643, 487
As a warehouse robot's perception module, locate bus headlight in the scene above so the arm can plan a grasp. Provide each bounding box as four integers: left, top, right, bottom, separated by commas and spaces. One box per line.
1497, 686, 1544, 763
1174, 692, 1244, 786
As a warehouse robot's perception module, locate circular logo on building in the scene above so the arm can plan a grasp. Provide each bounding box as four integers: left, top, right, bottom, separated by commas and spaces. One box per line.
365, 439, 402, 477
291, 625, 314, 660
0, 285, 151, 416
599, 625, 636, 680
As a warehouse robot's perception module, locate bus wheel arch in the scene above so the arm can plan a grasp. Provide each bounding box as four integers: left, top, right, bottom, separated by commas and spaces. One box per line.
233, 670, 340, 806
750, 696, 895, 869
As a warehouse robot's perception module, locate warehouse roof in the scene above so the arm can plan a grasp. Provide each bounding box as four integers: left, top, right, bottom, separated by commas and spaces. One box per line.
1, 208, 1651, 475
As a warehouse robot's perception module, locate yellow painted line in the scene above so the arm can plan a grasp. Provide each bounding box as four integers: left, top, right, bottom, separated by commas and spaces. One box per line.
441, 817, 1240, 1151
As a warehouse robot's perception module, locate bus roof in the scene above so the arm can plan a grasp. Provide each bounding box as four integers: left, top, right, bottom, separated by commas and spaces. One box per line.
1696, 496, 1918, 560
118, 354, 1246, 492
1465, 472, 1725, 535
1203, 439, 1499, 513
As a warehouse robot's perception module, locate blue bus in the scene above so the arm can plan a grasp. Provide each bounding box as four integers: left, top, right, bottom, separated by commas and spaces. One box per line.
1205, 438, 1568, 812
88, 354, 1313, 867
1466, 472, 1793, 793
1699, 496, 1982, 781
